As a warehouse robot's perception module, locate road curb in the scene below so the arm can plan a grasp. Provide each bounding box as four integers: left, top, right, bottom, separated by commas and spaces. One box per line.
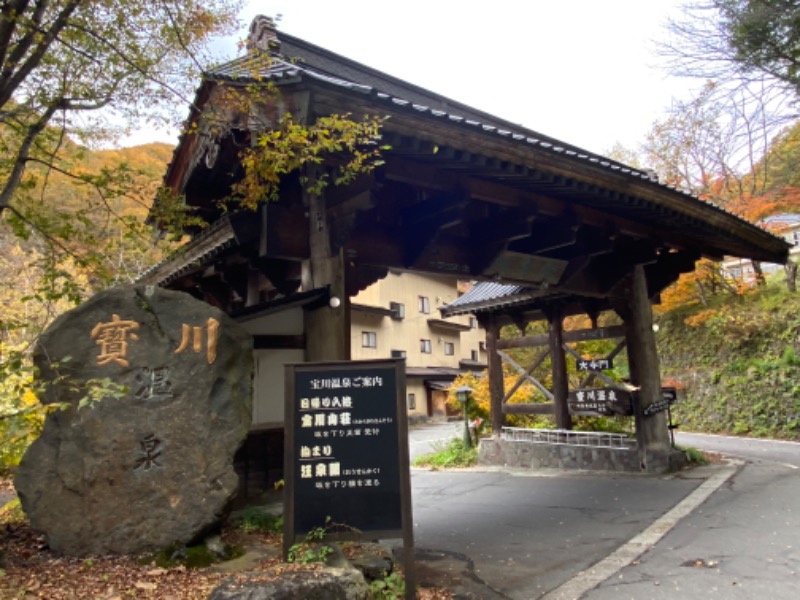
540, 459, 743, 600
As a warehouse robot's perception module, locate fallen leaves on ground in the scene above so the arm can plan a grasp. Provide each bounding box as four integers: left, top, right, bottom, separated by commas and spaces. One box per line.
1, 478, 452, 599
0, 522, 230, 599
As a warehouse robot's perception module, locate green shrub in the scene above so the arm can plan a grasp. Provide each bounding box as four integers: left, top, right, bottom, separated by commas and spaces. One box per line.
412, 438, 477, 468
235, 507, 283, 534
370, 570, 406, 599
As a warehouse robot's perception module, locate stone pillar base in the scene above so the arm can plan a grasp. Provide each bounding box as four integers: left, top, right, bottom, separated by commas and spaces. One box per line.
640, 449, 688, 473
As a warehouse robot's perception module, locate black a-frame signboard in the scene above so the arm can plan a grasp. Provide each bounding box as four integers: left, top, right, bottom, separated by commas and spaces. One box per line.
283, 359, 415, 598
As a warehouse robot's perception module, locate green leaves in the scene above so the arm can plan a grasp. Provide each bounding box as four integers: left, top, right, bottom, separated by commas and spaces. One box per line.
717, 0, 800, 93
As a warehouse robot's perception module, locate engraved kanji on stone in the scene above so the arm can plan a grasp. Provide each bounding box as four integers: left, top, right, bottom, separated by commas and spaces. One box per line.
90, 314, 140, 367
134, 434, 163, 471
175, 317, 220, 364
134, 366, 173, 401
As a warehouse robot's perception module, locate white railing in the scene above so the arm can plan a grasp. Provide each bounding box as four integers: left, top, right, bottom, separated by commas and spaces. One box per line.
501, 427, 635, 450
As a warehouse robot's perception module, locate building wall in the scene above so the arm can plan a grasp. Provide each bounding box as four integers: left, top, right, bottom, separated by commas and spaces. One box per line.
350, 272, 486, 417
238, 309, 305, 427
350, 271, 481, 366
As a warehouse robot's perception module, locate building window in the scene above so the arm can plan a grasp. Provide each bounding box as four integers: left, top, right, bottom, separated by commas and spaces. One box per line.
391, 349, 406, 358
408, 393, 416, 410
390, 302, 405, 319
362, 331, 377, 348
420, 339, 432, 353
418, 296, 430, 314
444, 342, 455, 356
479, 341, 486, 352
471, 350, 479, 361
470, 317, 478, 329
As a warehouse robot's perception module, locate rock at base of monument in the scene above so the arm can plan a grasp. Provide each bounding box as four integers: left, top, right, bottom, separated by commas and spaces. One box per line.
208, 566, 372, 600
14, 286, 253, 556
347, 542, 394, 582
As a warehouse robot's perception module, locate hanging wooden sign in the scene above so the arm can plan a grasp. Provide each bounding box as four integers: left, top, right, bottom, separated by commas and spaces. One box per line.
643, 387, 679, 416
567, 387, 633, 416
576, 358, 613, 372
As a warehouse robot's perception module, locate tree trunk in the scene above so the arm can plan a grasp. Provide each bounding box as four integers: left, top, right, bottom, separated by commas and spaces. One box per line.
752, 261, 766, 286
786, 261, 798, 292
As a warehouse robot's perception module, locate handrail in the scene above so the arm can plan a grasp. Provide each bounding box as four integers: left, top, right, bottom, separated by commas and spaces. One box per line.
501, 427, 635, 450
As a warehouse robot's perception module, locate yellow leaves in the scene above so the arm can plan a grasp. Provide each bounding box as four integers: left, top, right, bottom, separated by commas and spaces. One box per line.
20, 389, 38, 407
232, 111, 386, 210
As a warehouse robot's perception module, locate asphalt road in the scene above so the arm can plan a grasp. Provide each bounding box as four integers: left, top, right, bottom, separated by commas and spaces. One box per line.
403, 423, 800, 599
583, 432, 800, 600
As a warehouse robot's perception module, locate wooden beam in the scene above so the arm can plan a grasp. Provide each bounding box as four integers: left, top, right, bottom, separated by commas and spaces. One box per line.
508, 219, 580, 255
496, 325, 626, 349
481, 314, 505, 434
625, 264, 671, 469
483, 251, 568, 284
302, 172, 350, 361
497, 349, 554, 402
253, 334, 305, 349
504, 403, 556, 415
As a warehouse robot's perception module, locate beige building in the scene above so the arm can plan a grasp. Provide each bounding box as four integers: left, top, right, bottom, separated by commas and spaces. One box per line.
350, 271, 486, 419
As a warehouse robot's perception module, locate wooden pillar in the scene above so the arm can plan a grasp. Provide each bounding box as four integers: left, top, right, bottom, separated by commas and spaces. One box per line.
546, 307, 572, 430
624, 265, 670, 470
302, 184, 350, 362
481, 314, 505, 435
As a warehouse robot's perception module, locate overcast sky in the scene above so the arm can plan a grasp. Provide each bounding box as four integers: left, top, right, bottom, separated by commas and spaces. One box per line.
136, 1, 698, 156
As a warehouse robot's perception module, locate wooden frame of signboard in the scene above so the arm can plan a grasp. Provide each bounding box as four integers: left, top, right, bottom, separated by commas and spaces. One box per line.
283, 358, 415, 598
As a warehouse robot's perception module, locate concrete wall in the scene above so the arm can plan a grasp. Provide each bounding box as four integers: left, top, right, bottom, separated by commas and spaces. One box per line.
237, 308, 305, 427
478, 437, 641, 472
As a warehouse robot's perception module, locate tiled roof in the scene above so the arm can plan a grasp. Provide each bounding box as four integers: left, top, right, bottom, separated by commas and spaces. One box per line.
440, 282, 540, 317
207, 45, 657, 186
203, 34, 787, 255
151, 24, 789, 288
138, 217, 235, 285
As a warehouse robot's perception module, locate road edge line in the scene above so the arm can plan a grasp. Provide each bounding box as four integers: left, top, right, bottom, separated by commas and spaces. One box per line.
540, 460, 742, 600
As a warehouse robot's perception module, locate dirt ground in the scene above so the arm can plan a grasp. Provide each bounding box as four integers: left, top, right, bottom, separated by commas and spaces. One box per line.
0, 478, 450, 599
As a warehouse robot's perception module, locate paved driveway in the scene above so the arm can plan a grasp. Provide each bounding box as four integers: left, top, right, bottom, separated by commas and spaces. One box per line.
403, 465, 708, 599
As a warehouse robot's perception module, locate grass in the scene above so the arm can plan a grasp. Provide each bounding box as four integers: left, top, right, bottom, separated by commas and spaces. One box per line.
412, 438, 477, 468
234, 506, 284, 534
676, 445, 709, 466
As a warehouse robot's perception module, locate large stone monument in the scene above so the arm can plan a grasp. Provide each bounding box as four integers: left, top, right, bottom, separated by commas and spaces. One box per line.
15, 286, 253, 555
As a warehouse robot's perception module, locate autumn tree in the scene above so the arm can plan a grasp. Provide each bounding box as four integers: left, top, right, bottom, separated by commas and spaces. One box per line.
0, 1, 242, 467
0, 0, 244, 301
0, 10, 389, 465
660, 1, 800, 110
1, 0, 239, 212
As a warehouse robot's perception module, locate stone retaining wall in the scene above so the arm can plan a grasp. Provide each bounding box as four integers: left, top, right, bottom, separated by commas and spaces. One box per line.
479, 437, 642, 472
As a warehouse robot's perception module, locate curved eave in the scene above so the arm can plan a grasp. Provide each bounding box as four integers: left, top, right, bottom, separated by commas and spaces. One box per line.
204, 68, 788, 264
138, 217, 236, 286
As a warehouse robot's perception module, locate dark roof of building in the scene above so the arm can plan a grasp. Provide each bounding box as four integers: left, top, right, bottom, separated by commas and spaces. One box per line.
441, 282, 538, 317
191, 28, 789, 264
206, 37, 670, 190
138, 216, 236, 286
